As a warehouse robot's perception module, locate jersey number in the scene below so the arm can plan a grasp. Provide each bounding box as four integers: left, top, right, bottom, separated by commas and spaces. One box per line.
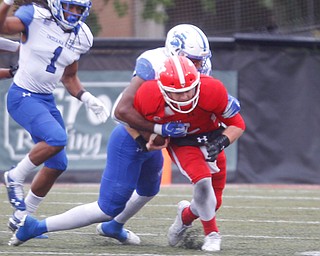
46, 47, 63, 74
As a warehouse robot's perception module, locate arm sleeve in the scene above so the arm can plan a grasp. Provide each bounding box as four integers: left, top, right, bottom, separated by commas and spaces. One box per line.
14, 4, 34, 27
0, 37, 19, 52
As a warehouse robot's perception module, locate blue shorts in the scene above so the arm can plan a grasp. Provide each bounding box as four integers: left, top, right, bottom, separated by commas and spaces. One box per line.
6, 84, 68, 171
98, 124, 164, 217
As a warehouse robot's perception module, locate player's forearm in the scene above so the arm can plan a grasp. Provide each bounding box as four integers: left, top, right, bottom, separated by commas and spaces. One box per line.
0, 68, 12, 79
116, 104, 155, 132
114, 89, 155, 132
222, 126, 244, 144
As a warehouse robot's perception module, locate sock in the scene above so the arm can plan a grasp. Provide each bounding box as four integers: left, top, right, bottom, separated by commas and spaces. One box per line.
25, 190, 44, 214
36, 220, 48, 235
9, 154, 37, 183
182, 206, 198, 226
201, 216, 219, 236
46, 201, 111, 232
101, 219, 127, 241
115, 191, 153, 224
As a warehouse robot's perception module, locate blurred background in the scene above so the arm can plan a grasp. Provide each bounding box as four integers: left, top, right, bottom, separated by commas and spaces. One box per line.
90, 0, 320, 38
1, 0, 320, 185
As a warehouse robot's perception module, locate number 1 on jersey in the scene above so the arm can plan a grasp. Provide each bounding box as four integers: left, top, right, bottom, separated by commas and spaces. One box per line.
46, 46, 63, 74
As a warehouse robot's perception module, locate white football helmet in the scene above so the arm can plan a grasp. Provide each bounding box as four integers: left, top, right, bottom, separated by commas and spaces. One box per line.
165, 24, 212, 73
47, 0, 91, 31
158, 56, 200, 114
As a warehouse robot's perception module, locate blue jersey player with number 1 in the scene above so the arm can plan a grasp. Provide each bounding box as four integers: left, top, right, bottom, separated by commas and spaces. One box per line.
0, 0, 110, 234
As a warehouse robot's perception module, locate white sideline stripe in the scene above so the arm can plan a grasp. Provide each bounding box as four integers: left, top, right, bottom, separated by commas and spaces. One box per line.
0, 253, 184, 256
1, 214, 319, 225
47, 192, 320, 201
3, 200, 320, 211
1, 229, 318, 241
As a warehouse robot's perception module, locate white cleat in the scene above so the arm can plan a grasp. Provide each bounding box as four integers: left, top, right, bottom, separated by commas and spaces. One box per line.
167, 200, 192, 246
201, 231, 221, 252
121, 229, 141, 245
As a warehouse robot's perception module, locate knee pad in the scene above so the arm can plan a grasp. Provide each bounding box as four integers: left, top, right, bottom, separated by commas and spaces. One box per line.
46, 126, 67, 146
136, 177, 161, 197
98, 177, 135, 217
44, 148, 68, 171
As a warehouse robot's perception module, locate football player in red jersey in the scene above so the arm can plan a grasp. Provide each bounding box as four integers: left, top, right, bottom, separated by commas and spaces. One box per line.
134, 55, 246, 252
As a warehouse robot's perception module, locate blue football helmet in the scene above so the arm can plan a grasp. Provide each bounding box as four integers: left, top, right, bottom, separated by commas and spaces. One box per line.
47, 0, 92, 31
165, 24, 212, 73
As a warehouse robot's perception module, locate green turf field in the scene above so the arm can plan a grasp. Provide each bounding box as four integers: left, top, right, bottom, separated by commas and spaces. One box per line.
1, 183, 320, 255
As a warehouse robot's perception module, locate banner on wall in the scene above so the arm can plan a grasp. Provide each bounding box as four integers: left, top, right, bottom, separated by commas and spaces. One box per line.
0, 81, 126, 171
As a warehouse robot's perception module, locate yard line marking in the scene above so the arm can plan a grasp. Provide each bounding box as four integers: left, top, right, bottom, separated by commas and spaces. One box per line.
44, 192, 320, 201
1, 230, 318, 241
0, 252, 190, 256
1, 214, 319, 225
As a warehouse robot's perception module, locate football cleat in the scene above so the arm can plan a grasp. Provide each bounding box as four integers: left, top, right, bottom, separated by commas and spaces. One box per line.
201, 231, 221, 252
8, 215, 47, 246
96, 223, 141, 245
167, 200, 192, 246
4, 171, 26, 211
8, 214, 21, 233
8, 211, 48, 239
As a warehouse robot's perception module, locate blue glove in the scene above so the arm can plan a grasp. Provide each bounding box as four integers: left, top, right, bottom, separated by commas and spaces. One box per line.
154, 122, 187, 138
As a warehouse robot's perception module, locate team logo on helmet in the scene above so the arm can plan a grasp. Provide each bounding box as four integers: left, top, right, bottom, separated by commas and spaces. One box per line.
169, 32, 186, 52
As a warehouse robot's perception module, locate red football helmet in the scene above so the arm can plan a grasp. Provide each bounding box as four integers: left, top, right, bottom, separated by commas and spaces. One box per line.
158, 56, 200, 113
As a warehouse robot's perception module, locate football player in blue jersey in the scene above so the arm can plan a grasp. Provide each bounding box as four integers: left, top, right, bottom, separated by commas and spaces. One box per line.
0, 0, 110, 235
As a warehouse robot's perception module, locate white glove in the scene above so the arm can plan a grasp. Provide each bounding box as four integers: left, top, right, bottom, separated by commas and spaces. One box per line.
4, 0, 14, 5
80, 92, 110, 123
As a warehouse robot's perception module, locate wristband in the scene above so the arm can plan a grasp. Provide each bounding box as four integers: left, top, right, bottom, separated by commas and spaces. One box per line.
4, 0, 14, 5
153, 124, 162, 135
135, 135, 148, 152
217, 135, 230, 151
76, 89, 86, 100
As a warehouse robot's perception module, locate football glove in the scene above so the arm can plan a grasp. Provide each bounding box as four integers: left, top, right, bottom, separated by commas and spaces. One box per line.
81, 92, 110, 123
9, 65, 18, 77
154, 122, 187, 138
205, 135, 230, 162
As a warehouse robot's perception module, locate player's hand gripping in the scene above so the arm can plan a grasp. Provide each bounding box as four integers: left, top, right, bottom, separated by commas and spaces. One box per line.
81, 92, 110, 123
154, 122, 187, 138
205, 135, 230, 162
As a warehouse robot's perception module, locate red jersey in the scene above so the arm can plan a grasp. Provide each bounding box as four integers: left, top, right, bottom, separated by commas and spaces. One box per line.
134, 74, 245, 135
